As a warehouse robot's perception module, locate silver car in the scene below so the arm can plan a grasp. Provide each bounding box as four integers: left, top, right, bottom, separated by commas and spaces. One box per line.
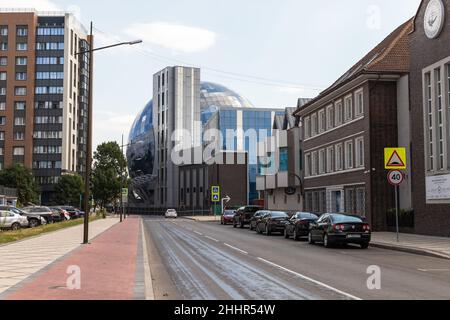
0, 210, 29, 230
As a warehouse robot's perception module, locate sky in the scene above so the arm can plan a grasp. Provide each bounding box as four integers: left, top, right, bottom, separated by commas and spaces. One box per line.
1, 0, 422, 149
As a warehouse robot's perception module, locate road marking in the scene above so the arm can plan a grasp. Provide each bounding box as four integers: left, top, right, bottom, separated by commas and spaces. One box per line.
205, 236, 219, 242
224, 243, 248, 255
194, 231, 203, 236
257, 257, 362, 301
140, 219, 155, 300
418, 268, 450, 272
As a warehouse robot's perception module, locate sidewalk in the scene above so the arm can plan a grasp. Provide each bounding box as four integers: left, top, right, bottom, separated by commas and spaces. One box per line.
371, 232, 450, 260
0, 217, 119, 296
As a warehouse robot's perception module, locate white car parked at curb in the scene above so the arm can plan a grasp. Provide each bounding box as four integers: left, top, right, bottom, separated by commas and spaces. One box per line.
165, 209, 178, 219
0, 210, 29, 230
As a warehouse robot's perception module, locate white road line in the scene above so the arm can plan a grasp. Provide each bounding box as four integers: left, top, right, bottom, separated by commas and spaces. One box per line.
194, 231, 203, 236
418, 268, 450, 272
257, 257, 362, 301
224, 243, 248, 255
205, 236, 219, 242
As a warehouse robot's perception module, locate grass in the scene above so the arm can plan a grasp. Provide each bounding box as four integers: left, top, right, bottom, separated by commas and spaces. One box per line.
0, 215, 103, 245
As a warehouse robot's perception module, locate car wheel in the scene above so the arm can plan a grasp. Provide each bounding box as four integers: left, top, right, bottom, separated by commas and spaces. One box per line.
29, 218, 39, 228
308, 232, 315, 244
360, 242, 370, 249
240, 221, 245, 229
324, 234, 332, 248
249, 223, 253, 231
293, 229, 299, 241
265, 224, 271, 236
233, 220, 237, 228
11, 223, 21, 231
221, 220, 224, 225
284, 228, 290, 239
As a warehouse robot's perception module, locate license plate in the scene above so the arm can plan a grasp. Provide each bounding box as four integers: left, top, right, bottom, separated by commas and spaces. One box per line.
347, 234, 361, 239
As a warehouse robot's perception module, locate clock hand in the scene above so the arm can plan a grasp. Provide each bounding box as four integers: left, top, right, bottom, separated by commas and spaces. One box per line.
428, 15, 437, 27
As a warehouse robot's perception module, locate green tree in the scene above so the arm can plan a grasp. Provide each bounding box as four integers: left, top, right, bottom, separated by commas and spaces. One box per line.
0, 164, 39, 205
91, 141, 127, 209
54, 174, 85, 207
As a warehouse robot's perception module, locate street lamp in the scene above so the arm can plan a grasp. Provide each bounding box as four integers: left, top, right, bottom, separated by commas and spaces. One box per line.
76, 21, 142, 245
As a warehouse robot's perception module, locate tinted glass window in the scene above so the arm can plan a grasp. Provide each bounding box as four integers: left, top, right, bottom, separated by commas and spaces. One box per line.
298, 213, 319, 219
331, 215, 363, 223
271, 212, 288, 218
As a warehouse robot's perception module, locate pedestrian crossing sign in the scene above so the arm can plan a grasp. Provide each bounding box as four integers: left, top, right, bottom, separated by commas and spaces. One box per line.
384, 148, 407, 170
211, 186, 220, 202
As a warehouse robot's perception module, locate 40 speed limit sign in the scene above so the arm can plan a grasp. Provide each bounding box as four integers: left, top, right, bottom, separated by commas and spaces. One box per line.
387, 170, 405, 186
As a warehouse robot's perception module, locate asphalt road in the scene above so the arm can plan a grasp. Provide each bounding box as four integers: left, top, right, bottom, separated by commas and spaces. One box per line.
143, 217, 450, 300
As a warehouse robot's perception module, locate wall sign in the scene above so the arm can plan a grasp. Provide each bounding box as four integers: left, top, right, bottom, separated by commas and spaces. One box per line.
426, 174, 450, 201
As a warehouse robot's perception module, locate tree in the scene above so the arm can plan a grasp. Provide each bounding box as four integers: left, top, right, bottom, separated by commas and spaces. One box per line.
91, 142, 127, 209
0, 164, 39, 205
54, 174, 85, 207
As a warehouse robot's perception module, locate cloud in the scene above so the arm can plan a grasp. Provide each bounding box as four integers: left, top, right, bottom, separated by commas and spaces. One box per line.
125, 22, 217, 53
0, 0, 60, 11
275, 86, 322, 99
93, 112, 136, 148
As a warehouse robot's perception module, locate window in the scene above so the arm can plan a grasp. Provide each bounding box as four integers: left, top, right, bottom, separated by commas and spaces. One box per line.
304, 116, 311, 139
311, 151, 318, 176
34, 101, 62, 109
33, 131, 62, 139
0, 43, 7, 51
311, 113, 317, 136
355, 89, 364, 117
327, 146, 335, 173
15, 72, 26, 81
14, 132, 24, 141
318, 109, 325, 133
16, 27, 28, 36
14, 117, 25, 126
436, 68, 444, 170
279, 147, 288, 172
0, 72, 5, 81
0, 87, 5, 95
15, 102, 25, 110
35, 87, 64, 94
356, 137, 364, 167
335, 144, 343, 171
0, 102, 5, 110
0, 57, 6, 66
335, 100, 343, 126
16, 57, 27, 65
15, 87, 26, 96
16, 43, 27, 51
344, 95, 353, 122
13, 147, 25, 156
319, 149, 326, 174
0, 147, 2, 155
305, 153, 311, 177
326, 105, 334, 130
0, 116, 5, 125
345, 140, 354, 169
0, 26, 7, 36
0, 131, 4, 140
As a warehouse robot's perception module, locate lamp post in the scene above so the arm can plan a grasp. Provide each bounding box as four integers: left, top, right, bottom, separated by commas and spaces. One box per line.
76, 21, 142, 244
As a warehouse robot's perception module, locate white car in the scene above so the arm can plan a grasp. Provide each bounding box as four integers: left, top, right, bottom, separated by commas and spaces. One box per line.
165, 209, 178, 219
0, 210, 29, 230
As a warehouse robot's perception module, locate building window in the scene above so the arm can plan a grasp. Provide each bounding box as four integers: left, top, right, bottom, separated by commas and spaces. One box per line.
326, 105, 334, 130
319, 149, 326, 174
16, 57, 27, 66
356, 188, 366, 216
13, 147, 25, 156
0, 87, 5, 95
15, 87, 26, 96
327, 146, 335, 173
345, 140, 354, 169
14, 132, 24, 141
344, 95, 353, 122
279, 147, 288, 172
16, 27, 28, 37
0, 116, 5, 125
0, 43, 7, 51
355, 137, 364, 167
335, 100, 343, 126
0, 147, 3, 155
0, 26, 7, 36
311, 113, 317, 136
0, 57, 6, 66
318, 109, 325, 133
335, 143, 343, 171
16, 43, 27, 51
0, 102, 5, 110
425, 72, 434, 171
305, 153, 311, 177
304, 116, 311, 139
435, 68, 445, 170
0, 72, 6, 81
311, 151, 318, 176
15, 102, 25, 110
0, 131, 4, 140
355, 89, 364, 117
14, 117, 25, 126
15, 72, 26, 81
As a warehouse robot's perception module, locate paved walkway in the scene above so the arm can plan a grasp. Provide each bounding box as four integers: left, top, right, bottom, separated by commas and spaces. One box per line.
0, 218, 119, 296
372, 232, 450, 260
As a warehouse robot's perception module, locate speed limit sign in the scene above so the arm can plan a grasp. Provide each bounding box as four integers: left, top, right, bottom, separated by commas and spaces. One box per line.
387, 170, 405, 186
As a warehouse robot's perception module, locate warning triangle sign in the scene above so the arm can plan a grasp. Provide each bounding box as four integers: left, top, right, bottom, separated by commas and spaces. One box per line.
387, 151, 405, 167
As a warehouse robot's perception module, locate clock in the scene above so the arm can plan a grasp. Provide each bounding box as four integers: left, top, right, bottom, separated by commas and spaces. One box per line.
424, 0, 445, 39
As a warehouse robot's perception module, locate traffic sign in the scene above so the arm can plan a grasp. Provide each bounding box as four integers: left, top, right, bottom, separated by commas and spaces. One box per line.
387, 170, 405, 186
384, 148, 407, 170
121, 188, 128, 204
211, 186, 220, 202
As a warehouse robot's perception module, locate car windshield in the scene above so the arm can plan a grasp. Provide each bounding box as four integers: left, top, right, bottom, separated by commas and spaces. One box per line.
224, 211, 235, 216
271, 212, 288, 218
331, 215, 363, 223
298, 213, 318, 219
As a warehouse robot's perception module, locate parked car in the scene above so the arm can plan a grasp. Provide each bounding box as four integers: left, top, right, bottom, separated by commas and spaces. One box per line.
165, 209, 178, 219
284, 212, 319, 241
60, 206, 83, 219
308, 213, 371, 249
0, 210, 29, 230
22, 206, 54, 224
0, 206, 46, 228
249, 210, 266, 231
233, 206, 263, 228
255, 211, 289, 236
50, 207, 71, 222
221, 210, 236, 225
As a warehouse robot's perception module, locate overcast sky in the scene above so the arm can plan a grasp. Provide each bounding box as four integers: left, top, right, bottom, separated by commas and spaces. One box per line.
1, 0, 421, 148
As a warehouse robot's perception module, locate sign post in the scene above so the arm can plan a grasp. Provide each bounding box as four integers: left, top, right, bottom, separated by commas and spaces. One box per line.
121, 188, 128, 222
222, 195, 231, 218
387, 170, 405, 243
211, 186, 221, 220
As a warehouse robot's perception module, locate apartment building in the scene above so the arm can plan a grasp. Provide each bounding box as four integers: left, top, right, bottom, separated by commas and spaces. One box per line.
0, 9, 91, 204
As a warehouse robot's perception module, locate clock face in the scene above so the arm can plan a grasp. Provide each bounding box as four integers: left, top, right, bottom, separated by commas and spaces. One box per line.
424, 0, 445, 39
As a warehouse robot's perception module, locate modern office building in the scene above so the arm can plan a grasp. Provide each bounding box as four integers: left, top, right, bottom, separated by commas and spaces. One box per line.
0, 9, 92, 204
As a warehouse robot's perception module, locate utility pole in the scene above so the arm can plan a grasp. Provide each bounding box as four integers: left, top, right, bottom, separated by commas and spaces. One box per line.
120, 134, 124, 223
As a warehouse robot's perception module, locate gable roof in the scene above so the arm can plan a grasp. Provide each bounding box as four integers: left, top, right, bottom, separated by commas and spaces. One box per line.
294, 18, 413, 116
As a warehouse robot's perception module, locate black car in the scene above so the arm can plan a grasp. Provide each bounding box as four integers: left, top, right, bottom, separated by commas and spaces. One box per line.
308, 213, 371, 249
255, 211, 289, 236
249, 210, 266, 231
284, 212, 319, 241
233, 206, 263, 228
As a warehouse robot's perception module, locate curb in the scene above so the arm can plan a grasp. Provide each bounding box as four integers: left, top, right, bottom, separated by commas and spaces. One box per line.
370, 242, 450, 261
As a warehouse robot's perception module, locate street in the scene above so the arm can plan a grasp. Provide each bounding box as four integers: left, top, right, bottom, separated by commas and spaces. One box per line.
143, 217, 450, 300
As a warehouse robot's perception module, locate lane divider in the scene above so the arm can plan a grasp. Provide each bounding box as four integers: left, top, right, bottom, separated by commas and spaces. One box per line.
257, 257, 362, 300
205, 236, 220, 243
224, 243, 249, 255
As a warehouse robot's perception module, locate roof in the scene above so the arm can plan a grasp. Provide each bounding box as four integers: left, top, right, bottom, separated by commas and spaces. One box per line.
294, 19, 413, 116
